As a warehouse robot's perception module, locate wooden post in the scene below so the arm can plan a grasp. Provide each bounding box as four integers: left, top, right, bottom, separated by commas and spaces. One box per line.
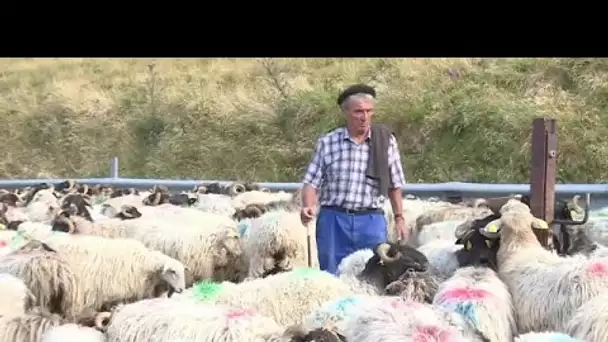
529, 118, 557, 247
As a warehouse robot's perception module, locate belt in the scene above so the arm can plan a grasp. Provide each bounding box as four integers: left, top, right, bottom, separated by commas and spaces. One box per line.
322, 205, 384, 215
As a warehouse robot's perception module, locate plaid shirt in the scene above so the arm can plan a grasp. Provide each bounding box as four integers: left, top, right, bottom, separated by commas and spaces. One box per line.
302, 126, 406, 210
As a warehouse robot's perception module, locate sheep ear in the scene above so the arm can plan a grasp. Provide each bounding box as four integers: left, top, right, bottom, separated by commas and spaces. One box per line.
479, 219, 502, 239
454, 219, 473, 239
531, 219, 549, 230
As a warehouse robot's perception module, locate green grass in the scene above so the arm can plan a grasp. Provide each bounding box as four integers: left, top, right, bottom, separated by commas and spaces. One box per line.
0, 58, 607, 183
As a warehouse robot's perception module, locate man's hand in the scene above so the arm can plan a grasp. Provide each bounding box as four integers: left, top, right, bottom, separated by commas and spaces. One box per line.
300, 206, 317, 226
395, 216, 408, 242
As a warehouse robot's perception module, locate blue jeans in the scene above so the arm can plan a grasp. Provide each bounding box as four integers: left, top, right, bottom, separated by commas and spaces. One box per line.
315, 207, 388, 275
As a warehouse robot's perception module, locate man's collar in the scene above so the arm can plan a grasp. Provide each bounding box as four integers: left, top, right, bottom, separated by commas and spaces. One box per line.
342, 127, 371, 142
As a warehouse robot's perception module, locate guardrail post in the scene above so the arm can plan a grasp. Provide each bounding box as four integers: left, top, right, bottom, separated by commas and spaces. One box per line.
529, 118, 557, 248
109, 157, 119, 179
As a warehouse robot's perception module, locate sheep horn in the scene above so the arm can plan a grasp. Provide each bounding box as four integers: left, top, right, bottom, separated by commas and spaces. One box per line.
152, 192, 162, 206
229, 183, 247, 196
568, 195, 584, 214
81, 184, 89, 195
473, 198, 489, 208
259, 187, 271, 193
94, 312, 112, 332
66, 179, 76, 192
375, 243, 399, 264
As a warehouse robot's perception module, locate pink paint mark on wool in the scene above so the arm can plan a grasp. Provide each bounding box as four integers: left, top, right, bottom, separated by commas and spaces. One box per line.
225, 308, 255, 320
588, 261, 608, 277
0, 240, 6, 248
413, 325, 452, 342
439, 287, 490, 301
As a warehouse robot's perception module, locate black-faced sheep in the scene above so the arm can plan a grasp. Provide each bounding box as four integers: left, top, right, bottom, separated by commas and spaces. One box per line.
339, 242, 430, 295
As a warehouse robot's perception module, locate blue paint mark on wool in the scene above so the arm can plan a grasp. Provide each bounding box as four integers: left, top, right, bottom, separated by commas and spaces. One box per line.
310, 295, 365, 327
453, 301, 479, 330
236, 220, 251, 238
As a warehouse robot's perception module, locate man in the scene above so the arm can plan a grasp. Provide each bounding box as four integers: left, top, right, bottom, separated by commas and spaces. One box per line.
300, 83, 407, 275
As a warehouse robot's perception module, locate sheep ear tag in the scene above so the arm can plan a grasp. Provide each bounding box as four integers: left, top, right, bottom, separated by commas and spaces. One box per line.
487, 224, 499, 233
535, 219, 549, 230
465, 241, 472, 250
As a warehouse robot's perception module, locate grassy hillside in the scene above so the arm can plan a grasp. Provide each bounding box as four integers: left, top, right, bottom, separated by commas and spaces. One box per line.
0, 58, 607, 183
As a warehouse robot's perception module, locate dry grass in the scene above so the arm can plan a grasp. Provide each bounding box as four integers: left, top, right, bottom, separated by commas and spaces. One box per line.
0, 57, 607, 183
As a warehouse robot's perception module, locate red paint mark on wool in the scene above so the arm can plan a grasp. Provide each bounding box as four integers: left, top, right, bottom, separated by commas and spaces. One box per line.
439, 287, 490, 301
588, 262, 608, 276
226, 308, 255, 320
0, 240, 6, 248
413, 325, 452, 342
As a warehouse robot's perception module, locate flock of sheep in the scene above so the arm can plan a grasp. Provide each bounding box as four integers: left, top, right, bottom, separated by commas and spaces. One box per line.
0, 179, 607, 341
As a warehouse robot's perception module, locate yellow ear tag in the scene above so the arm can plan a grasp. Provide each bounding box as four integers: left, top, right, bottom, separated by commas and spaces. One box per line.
465, 241, 472, 250
537, 220, 549, 229
487, 224, 498, 233
570, 210, 578, 219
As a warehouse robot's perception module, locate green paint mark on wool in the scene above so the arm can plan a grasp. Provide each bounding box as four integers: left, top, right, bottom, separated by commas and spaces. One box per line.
191, 280, 224, 302
292, 267, 323, 278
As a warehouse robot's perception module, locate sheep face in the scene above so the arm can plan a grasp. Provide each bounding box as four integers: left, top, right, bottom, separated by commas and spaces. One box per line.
143, 191, 170, 206
167, 193, 198, 207
232, 204, 266, 221
213, 233, 247, 282
60, 193, 93, 221
361, 242, 429, 287
51, 211, 75, 233
158, 258, 186, 297
479, 212, 548, 242
54, 179, 77, 193
205, 182, 223, 194
116, 205, 142, 220
454, 215, 500, 270
0, 193, 23, 207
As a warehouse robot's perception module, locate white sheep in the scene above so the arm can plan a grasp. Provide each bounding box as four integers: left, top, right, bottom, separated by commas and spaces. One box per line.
342, 297, 490, 342
244, 209, 318, 279
231, 190, 293, 210
0, 240, 80, 318
35, 234, 187, 318
23, 188, 60, 223
56, 208, 246, 286
41, 323, 106, 342
480, 211, 608, 334
413, 219, 468, 247
0, 273, 35, 318
337, 248, 373, 277
565, 292, 608, 342
173, 267, 355, 328
432, 266, 516, 342
95, 298, 286, 342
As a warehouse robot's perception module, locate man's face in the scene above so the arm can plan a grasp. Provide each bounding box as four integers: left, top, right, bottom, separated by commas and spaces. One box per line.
344, 98, 374, 135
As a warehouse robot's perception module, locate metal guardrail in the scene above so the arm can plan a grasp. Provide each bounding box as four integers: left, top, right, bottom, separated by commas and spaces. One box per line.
0, 157, 604, 199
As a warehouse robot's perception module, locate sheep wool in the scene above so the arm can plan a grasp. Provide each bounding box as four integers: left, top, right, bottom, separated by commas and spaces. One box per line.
565, 292, 608, 342
384, 270, 439, 303
0, 273, 33, 318
337, 249, 373, 277
303, 295, 378, 335
101, 298, 284, 342
244, 210, 319, 279
0, 309, 65, 342
0, 244, 79, 319
432, 266, 515, 342
41, 323, 105, 342
342, 297, 489, 342
178, 267, 354, 327
515, 332, 585, 342
417, 239, 462, 281
488, 212, 608, 333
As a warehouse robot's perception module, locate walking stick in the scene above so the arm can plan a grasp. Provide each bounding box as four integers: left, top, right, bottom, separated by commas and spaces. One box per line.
306, 221, 312, 267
